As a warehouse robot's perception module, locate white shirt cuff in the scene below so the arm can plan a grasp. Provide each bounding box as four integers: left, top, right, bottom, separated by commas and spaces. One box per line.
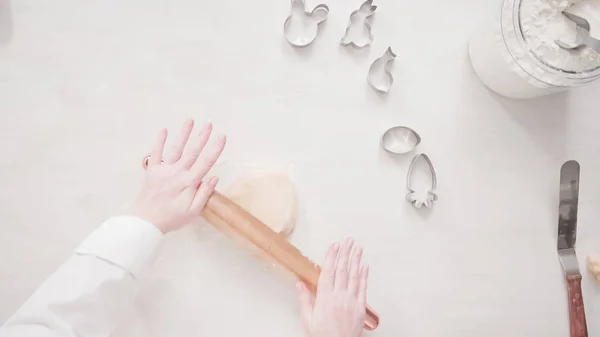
75, 216, 163, 278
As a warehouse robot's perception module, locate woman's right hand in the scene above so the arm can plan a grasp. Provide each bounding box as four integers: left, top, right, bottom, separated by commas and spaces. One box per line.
296, 239, 369, 337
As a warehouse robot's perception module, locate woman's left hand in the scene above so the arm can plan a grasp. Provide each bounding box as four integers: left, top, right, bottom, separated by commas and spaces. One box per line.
128, 119, 226, 234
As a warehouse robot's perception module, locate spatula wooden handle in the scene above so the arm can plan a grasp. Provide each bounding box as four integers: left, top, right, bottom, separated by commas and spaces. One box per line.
201, 191, 380, 331
567, 274, 587, 337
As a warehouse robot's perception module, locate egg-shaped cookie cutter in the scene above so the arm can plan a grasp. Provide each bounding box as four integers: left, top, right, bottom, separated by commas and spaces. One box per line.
380, 126, 421, 154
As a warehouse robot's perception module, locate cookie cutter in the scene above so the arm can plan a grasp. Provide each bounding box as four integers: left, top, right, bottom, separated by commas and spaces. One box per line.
340, 0, 377, 49
555, 11, 600, 52
367, 47, 396, 93
406, 153, 438, 208
380, 126, 421, 154
283, 0, 329, 47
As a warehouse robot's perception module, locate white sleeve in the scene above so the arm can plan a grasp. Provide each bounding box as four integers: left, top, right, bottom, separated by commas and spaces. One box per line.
0, 216, 163, 337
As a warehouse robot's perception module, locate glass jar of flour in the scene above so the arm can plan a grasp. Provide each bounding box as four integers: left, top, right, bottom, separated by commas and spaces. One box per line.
469, 0, 600, 99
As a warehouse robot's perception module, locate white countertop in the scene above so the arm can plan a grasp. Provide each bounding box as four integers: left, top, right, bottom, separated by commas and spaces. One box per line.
1, 0, 600, 336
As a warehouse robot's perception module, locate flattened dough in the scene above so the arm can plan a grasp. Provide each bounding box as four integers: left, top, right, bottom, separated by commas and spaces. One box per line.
224, 172, 297, 237
587, 253, 600, 283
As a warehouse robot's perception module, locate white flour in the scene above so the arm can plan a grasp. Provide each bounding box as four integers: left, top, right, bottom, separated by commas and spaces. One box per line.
469, 0, 600, 98
521, 0, 600, 72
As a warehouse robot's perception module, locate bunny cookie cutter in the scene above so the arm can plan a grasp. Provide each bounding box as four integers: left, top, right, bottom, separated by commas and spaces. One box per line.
340, 0, 377, 49
406, 153, 438, 209
284, 0, 329, 47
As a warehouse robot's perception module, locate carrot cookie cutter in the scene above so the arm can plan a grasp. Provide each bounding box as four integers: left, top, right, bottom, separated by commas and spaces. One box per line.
406, 153, 438, 208
367, 47, 396, 93
380, 126, 421, 154
340, 0, 377, 49
284, 0, 329, 47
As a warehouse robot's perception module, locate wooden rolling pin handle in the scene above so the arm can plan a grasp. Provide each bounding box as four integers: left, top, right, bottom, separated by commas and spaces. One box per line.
201, 191, 380, 331
567, 274, 588, 337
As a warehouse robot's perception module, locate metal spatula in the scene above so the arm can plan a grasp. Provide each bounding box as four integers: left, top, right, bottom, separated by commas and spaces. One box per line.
557, 160, 588, 337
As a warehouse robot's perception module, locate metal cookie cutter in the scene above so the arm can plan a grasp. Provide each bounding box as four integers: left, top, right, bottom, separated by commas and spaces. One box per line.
406, 153, 438, 209
284, 0, 329, 47
367, 47, 396, 93
555, 11, 600, 53
380, 126, 421, 154
340, 0, 377, 49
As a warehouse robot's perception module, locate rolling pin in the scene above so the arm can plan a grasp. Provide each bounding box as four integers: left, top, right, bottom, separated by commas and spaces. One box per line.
201, 191, 380, 331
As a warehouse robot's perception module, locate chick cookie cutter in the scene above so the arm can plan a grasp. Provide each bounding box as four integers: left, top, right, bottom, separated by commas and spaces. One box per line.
367, 47, 397, 93
406, 153, 438, 208
284, 0, 329, 47
340, 0, 377, 49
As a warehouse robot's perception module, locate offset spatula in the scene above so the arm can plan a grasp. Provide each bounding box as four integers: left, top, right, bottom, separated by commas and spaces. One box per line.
557, 160, 588, 337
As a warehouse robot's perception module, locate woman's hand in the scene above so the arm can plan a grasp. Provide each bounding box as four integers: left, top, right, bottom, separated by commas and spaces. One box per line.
297, 239, 369, 337
128, 119, 226, 234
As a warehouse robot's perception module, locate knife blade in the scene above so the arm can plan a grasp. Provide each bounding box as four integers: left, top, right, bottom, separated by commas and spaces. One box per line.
557, 160, 587, 337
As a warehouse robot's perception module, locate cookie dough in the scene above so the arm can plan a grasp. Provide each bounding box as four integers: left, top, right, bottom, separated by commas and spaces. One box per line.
224, 171, 297, 237
587, 253, 600, 283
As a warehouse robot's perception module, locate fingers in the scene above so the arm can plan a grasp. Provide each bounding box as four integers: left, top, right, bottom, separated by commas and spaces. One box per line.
296, 281, 314, 329
189, 176, 219, 213
334, 238, 354, 291
179, 123, 213, 169
348, 246, 363, 295
190, 135, 226, 183
316, 243, 339, 296
149, 129, 167, 167
165, 119, 194, 164
357, 265, 369, 309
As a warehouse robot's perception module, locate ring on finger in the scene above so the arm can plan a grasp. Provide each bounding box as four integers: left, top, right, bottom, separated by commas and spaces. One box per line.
142, 154, 164, 170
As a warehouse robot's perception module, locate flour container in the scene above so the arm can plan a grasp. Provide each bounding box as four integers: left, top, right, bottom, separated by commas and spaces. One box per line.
468, 0, 600, 99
